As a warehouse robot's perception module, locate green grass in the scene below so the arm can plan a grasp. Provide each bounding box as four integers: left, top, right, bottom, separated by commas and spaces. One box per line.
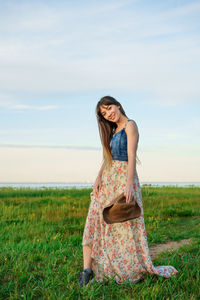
0, 186, 199, 299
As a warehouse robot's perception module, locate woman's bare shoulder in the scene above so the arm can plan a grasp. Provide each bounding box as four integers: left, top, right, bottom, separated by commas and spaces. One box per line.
127, 119, 139, 132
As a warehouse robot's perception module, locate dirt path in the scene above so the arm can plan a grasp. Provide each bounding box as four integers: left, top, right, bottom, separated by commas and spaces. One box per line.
149, 238, 191, 260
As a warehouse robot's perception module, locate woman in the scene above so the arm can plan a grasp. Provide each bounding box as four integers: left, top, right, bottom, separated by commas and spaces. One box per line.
78, 96, 178, 287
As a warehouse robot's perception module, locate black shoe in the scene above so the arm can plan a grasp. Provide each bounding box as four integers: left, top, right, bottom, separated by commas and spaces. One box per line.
78, 269, 94, 287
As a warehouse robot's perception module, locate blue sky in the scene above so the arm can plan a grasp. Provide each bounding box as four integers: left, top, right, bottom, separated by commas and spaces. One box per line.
0, 0, 199, 182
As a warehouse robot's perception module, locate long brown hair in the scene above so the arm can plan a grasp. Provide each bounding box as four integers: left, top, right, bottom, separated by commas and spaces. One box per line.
96, 95, 141, 169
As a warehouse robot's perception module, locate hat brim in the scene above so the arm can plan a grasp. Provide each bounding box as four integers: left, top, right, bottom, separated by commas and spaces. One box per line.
103, 193, 141, 224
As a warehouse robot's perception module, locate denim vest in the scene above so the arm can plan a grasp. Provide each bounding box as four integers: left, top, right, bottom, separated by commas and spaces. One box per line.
110, 119, 137, 162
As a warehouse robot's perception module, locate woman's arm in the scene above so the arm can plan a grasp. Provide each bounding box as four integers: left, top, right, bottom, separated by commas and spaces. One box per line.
124, 120, 139, 203
93, 162, 105, 198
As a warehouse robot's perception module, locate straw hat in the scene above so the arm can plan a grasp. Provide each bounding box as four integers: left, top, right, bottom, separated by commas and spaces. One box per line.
103, 192, 141, 224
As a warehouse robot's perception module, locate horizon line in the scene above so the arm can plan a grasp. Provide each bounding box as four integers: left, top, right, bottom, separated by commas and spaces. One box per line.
0, 181, 199, 184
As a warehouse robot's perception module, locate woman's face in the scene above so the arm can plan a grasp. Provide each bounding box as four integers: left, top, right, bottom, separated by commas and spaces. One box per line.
99, 104, 121, 123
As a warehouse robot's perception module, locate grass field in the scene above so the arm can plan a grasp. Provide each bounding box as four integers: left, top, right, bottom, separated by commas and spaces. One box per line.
0, 186, 199, 299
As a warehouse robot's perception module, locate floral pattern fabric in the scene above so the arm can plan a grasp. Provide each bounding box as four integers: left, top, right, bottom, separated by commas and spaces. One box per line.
82, 160, 178, 284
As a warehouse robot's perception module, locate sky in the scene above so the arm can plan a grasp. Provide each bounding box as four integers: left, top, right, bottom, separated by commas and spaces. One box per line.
0, 0, 200, 183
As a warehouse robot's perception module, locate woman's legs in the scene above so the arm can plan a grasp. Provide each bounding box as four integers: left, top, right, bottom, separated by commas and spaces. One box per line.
83, 245, 93, 269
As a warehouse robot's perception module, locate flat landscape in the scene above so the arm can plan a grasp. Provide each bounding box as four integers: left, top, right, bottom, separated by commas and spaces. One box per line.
0, 186, 199, 299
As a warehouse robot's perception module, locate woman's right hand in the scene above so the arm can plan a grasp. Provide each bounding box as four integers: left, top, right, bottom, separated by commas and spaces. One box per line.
93, 175, 102, 198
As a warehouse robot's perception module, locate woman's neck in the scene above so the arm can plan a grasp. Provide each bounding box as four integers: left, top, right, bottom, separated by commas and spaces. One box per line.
115, 115, 128, 128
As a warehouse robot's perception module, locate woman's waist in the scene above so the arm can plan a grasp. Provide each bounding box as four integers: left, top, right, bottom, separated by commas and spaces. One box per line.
102, 160, 138, 178
112, 154, 128, 161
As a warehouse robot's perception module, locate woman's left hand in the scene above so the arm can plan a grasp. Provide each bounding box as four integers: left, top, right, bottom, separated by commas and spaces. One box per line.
124, 183, 135, 203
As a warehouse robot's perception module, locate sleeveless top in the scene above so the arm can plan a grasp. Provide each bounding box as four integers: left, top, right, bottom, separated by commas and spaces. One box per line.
110, 119, 138, 162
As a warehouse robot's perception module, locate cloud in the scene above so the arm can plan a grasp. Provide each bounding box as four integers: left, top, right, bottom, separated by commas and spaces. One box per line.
0, 143, 101, 151
0, 95, 16, 107
0, 97, 62, 110
7, 104, 61, 110
0, 1, 199, 106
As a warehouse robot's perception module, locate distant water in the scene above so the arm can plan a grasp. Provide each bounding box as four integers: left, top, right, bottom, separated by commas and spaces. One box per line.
0, 182, 199, 189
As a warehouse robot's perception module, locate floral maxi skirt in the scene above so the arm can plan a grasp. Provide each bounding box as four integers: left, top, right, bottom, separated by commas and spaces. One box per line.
82, 160, 178, 284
